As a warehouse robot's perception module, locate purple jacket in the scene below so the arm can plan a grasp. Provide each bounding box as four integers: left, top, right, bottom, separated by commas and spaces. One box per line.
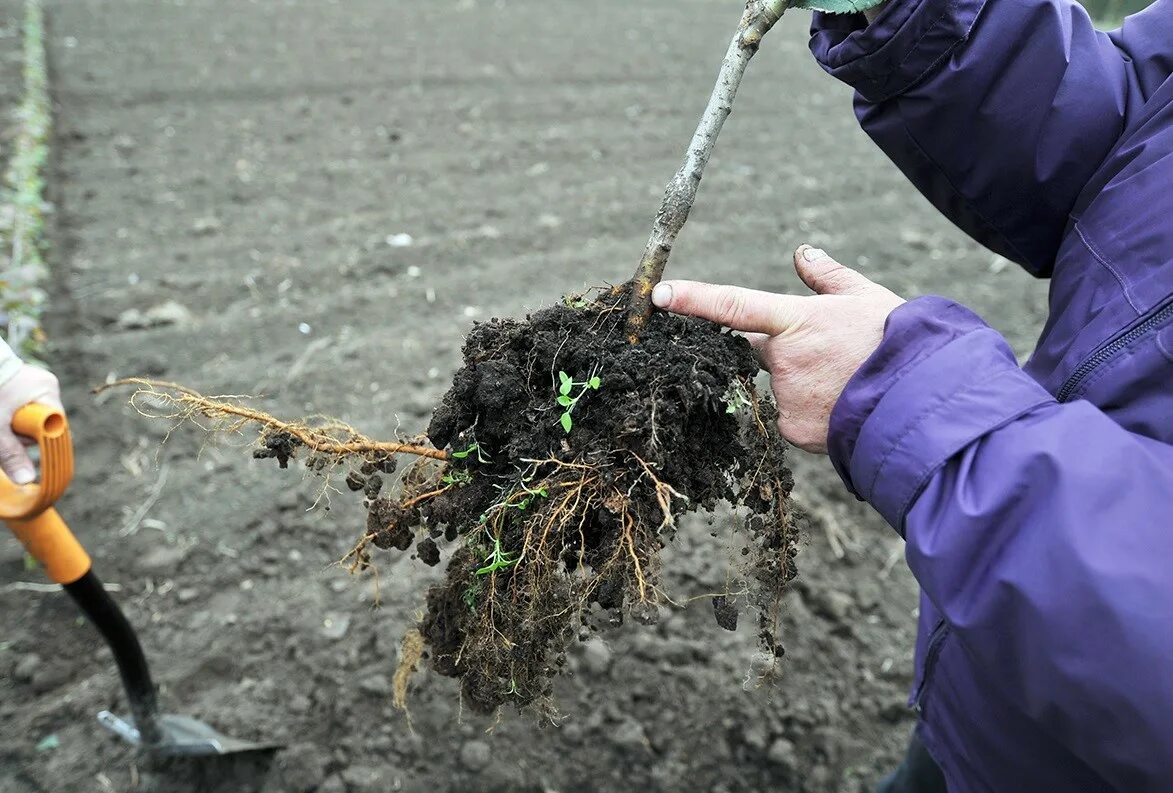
810, 0, 1173, 790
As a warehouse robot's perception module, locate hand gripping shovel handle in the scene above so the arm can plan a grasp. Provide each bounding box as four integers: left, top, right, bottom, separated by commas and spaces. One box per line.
2, 404, 162, 746
1, 403, 88, 583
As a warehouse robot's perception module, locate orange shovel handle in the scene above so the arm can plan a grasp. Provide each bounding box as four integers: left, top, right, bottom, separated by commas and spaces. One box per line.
1, 403, 89, 584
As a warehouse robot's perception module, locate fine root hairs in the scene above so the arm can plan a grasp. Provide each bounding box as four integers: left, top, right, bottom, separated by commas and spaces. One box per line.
96, 378, 450, 462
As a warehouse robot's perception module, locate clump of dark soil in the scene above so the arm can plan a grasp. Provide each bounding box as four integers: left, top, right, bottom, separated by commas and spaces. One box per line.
336, 294, 799, 714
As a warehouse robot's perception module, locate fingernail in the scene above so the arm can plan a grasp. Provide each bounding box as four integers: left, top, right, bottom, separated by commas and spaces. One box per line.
652, 283, 673, 309
802, 247, 826, 262
11, 467, 35, 485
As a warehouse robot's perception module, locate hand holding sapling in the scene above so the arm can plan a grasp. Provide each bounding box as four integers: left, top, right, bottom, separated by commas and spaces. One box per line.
654, 246, 904, 453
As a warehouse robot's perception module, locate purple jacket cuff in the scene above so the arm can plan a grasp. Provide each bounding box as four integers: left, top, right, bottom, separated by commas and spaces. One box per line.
809, 0, 987, 103
828, 297, 1055, 533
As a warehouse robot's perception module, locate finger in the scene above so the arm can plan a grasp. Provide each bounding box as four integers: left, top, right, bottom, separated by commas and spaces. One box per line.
652, 280, 802, 335
794, 245, 877, 297
0, 433, 36, 484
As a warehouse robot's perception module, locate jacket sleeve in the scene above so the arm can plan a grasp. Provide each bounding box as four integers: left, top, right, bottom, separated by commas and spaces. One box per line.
809, 0, 1173, 275
828, 296, 1173, 790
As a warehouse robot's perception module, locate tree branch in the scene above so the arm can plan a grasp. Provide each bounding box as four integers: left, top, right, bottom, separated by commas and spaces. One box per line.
625, 0, 788, 343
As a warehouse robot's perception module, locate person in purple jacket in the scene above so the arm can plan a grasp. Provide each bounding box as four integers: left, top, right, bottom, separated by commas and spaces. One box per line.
652, 0, 1173, 790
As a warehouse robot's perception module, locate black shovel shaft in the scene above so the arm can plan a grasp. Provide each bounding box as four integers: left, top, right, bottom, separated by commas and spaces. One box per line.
64, 570, 162, 746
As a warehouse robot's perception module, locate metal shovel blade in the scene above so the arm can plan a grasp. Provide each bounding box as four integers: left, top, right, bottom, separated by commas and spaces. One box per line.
98, 710, 282, 757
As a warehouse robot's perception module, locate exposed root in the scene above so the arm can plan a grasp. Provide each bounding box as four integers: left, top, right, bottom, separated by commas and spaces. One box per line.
96, 378, 450, 462
629, 452, 686, 532
393, 628, 426, 720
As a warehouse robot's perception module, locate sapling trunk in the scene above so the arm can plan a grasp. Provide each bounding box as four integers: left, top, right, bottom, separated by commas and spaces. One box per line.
625, 0, 789, 343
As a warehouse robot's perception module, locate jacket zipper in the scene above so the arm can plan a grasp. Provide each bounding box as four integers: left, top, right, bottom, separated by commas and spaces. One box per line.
1056, 296, 1173, 402
912, 620, 950, 715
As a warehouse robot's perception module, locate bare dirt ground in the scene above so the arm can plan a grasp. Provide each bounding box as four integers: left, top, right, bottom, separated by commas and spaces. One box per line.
0, 1, 1048, 791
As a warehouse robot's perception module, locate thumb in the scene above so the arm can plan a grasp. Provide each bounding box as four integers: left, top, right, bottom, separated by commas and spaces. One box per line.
794, 245, 877, 297
0, 432, 36, 484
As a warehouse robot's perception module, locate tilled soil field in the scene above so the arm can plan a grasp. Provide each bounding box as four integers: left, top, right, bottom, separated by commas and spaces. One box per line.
0, 1, 1048, 791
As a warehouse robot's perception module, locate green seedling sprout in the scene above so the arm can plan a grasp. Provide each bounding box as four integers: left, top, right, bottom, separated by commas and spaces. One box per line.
442, 468, 474, 487
555, 370, 602, 433
506, 484, 549, 512
452, 441, 491, 463
475, 529, 519, 576
723, 380, 753, 415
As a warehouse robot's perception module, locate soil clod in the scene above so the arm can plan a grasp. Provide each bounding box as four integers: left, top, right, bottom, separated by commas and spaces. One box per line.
107, 297, 800, 716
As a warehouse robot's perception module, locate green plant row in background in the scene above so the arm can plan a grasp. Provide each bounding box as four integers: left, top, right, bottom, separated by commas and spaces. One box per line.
2, 0, 51, 359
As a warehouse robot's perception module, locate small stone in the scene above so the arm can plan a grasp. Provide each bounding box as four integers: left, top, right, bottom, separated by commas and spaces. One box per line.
115, 308, 148, 330
138, 543, 189, 572
459, 740, 492, 771
112, 134, 137, 153
537, 213, 562, 229
810, 589, 854, 624
118, 301, 193, 330
608, 718, 648, 750
145, 300, 193, 327
386, 233, 413, 248
14, 653, 40, 683
191, 216, 221, 235
340, 766, 382, 790
767, 737, 798, 769
288, 694, 311, 715
576, 638, 613, 675
317, 775, 346, 793
899, 228, 931, 250
360, 674, 392, 697
741, 724, 769, 751
321, 613, 350, 640
176, 587, 199, 603
31, 664, 71, 694
810, 764, 831, 787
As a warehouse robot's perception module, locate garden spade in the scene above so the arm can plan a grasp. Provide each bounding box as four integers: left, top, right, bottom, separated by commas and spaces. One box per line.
2, 402, 280, 757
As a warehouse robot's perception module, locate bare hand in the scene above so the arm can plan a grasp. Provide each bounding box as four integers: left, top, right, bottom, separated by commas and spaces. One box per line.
652, 245, 904, 453
0, 364, 62, 483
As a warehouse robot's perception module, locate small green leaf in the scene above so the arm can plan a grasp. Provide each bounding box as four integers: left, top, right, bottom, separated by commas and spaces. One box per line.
558, 370, 571, 386
35, 734, 59, 752
452, 442, 478, 460
560, 412, 573, 433
559, 380, 573, 396
556, 394, 573, 407
588, 376, 601, 390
